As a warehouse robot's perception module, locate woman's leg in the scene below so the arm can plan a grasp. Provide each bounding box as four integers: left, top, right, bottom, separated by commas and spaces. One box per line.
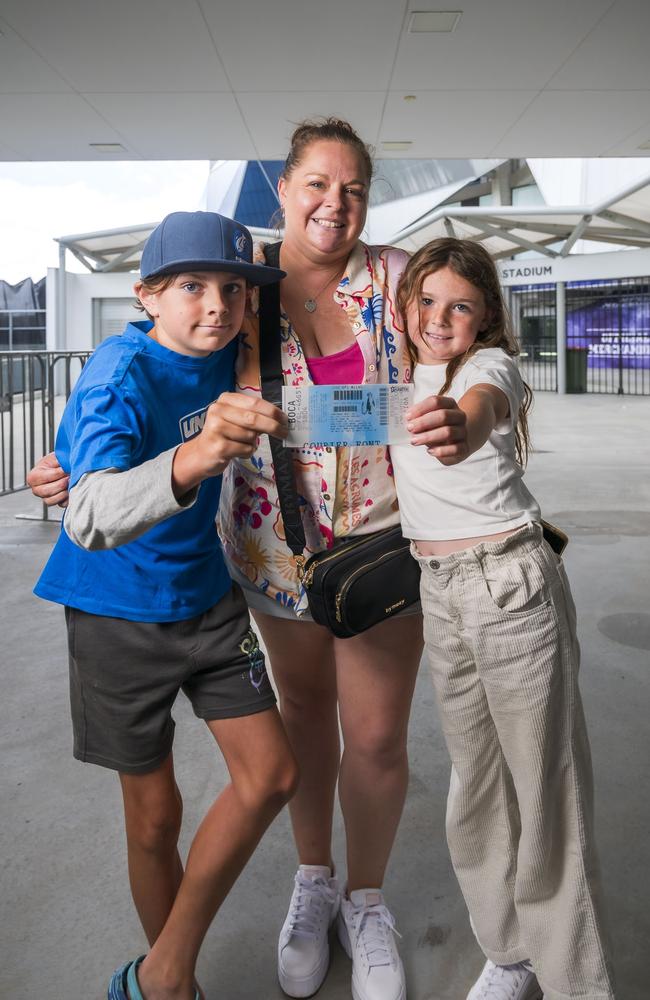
136, 707, 297, 999
253, 610, 423, 883
251, 610, 339, 867
334, 614, 423, 890
119, 754, 184, 945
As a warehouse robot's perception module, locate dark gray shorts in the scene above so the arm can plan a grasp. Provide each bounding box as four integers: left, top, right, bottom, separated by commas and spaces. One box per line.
65, 584, 276, 774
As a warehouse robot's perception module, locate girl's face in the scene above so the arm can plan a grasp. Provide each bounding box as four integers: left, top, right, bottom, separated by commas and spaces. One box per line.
278, 139, 369, 263
406, 266, 490, 366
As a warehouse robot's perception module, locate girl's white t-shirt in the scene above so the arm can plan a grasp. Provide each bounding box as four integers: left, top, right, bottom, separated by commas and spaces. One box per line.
391, 348, 540, 541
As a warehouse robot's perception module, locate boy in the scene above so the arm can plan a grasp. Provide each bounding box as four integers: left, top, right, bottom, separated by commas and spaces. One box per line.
35, 212, 298, 1000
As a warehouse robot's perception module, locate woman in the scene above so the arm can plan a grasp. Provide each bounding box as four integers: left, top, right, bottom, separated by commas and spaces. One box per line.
28, 119, 467, 1000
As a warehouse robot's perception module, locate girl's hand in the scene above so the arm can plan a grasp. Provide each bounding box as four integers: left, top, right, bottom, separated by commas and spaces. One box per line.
405, 395, 469, 466
26, 452, 70, 506
172, 392, 288, 496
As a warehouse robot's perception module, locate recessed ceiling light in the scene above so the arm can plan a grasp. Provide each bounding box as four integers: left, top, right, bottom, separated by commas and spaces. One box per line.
637, 139, 650, 150
89, 142, 126, 153
409, 11, 462, 33
381, 141, 413, 151
403, 95, 417, 102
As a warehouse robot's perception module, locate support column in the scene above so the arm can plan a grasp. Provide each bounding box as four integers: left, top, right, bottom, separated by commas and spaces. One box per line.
57, 244, 67, 350
556, 281, 566, 394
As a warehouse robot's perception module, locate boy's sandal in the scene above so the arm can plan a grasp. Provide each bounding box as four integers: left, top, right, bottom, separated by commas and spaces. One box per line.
107, 955, 200, 1000
107, 956, 143, 1000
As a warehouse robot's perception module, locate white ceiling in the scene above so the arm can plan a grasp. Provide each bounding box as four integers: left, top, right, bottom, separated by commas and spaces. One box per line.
1, 0, 650, 161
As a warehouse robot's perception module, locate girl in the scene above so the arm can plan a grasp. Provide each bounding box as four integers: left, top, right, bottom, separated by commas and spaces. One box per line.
391, 239, 615, 1000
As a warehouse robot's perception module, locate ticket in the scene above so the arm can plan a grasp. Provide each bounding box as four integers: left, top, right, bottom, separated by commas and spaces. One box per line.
282, 383, 414, 448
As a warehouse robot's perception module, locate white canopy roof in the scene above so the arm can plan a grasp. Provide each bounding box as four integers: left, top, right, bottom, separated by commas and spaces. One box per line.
389, 171, 650, 259
56, 169, 650, 273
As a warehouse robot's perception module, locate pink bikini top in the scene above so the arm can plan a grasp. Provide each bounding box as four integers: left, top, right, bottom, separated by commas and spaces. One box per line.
305, 340, 365, 386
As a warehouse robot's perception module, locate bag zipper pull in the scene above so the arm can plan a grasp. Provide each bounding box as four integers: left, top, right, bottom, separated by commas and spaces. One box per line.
296, 554, 306, 582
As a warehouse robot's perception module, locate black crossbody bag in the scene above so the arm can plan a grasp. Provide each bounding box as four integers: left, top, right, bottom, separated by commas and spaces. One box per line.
258, 243, 421, 638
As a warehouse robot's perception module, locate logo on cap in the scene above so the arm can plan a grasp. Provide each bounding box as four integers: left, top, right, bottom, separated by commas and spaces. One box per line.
234, 231, 248, 256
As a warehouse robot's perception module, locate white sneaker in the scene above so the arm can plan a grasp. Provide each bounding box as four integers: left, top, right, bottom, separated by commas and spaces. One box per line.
466, 959, 543, 1000
277, 865, 340, 998
337, 889, 405, 1000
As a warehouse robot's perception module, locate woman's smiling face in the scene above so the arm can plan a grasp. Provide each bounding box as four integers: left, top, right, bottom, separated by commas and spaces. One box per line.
278, 139, 369, 262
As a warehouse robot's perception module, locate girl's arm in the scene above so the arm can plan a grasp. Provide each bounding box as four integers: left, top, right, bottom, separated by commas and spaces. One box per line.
406, 383, 509, 466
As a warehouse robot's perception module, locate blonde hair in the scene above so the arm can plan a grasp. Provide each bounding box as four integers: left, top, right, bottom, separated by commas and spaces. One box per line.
397, 238, 532, 466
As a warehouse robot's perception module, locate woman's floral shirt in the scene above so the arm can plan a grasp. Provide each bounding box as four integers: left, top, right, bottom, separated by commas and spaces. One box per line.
218, 241, 411, 615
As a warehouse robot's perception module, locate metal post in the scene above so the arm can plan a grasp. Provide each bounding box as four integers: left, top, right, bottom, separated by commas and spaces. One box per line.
57, 244, 67, 348
556, 281, 566, 394
617, 296, 624, 395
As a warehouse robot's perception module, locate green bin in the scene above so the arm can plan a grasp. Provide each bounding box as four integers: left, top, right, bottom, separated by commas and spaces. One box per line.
566, 348, 588, 393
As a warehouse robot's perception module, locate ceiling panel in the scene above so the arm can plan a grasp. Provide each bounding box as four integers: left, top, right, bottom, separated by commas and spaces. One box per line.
237, 92, 386, 159
604, 120, 650, 157
0, 94, 129, 159
379, 91, 537, 158
0, 139, 21, 158
201, 0, 405, 92
0, 0, 648, 161
391, 0, 612, 91
86, 93, 256, 159
548, 0, 650, 90
0, 0, 230, 92
492, 91, 650, 157
0, 18, 71, 93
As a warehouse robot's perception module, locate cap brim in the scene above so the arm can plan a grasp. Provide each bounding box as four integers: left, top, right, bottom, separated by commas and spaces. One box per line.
142, 258, 285, 286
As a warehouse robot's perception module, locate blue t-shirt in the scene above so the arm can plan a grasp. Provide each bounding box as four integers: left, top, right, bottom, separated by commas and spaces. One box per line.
35, 321, 236, 622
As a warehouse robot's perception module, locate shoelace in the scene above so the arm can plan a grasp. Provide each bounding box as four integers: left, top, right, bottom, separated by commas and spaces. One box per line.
475, 961, 533, 1000
354, 904, 402, 970
287, 872, 337, 939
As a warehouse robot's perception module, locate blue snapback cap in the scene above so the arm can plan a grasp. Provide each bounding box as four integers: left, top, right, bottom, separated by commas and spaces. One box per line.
140, 211, 285, 286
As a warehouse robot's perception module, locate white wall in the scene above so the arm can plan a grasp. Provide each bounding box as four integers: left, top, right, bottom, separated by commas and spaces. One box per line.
48, 268, 141, 351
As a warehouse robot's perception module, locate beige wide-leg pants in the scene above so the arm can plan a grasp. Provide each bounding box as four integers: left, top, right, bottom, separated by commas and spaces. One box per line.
412, 523, 615, 1000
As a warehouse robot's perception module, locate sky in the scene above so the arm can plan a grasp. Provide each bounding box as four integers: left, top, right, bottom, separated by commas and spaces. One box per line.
0, 161, 209, 285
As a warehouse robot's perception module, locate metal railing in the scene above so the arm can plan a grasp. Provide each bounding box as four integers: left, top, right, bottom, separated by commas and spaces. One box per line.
0, 309, 46, 351
0, 351, 91, 502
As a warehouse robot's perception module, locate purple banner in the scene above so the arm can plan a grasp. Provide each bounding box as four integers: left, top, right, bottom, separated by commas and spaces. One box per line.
567, 299, 650, 369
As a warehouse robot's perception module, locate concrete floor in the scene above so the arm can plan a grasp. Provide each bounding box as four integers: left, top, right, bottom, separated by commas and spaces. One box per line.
1, 392, 648, 1000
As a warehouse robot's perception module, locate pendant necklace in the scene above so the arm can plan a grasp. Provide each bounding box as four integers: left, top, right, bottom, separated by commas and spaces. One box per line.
304, 267, 343, 313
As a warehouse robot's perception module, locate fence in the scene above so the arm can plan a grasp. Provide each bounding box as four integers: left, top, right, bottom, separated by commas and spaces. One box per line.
566, 276, 650, 395
509, 276, 650, 395
510, 284, 558, 392
0, 351, 90, 500
0, 309, 46, 351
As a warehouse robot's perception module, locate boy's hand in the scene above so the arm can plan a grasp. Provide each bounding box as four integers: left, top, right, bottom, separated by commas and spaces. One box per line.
172, 392, 288, 497
406, 395, 469, 466
26, 452, 70, 506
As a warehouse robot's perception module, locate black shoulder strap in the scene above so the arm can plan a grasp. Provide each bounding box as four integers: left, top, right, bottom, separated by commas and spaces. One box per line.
258, 243, 306, 560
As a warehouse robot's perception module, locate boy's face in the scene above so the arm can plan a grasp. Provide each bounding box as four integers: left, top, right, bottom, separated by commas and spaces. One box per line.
136, 271, 249, 357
